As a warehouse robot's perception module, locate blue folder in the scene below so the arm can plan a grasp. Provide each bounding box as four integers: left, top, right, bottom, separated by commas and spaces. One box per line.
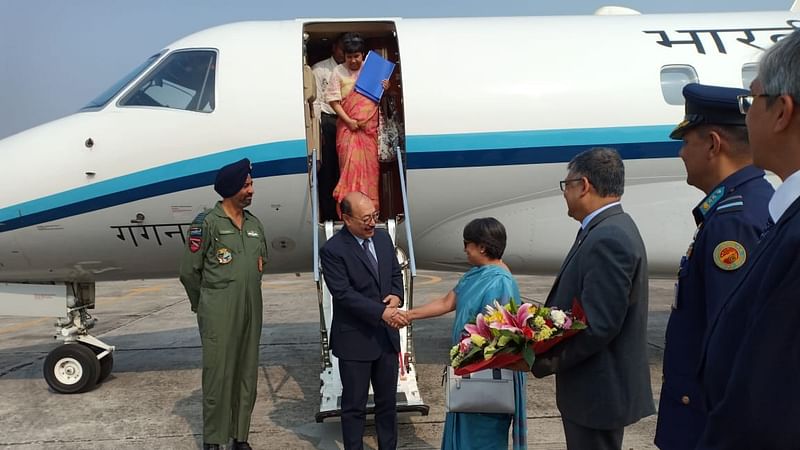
355, 51, 396, 103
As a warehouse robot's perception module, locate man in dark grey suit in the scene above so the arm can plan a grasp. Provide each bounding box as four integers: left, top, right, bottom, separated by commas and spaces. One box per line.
531, 147, 655, 450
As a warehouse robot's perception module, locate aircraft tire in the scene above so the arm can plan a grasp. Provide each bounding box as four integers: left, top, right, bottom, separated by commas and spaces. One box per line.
97, 353, 114, 384
43, 343, 100, 394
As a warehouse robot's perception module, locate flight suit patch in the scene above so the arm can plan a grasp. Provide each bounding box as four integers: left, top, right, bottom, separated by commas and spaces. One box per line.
246, 230, 259, 238
713, 240, 746, 270
217, 248, 233, 264
189, 226, 202, 237
219, 229, 236, 235
189, 237, 202, 253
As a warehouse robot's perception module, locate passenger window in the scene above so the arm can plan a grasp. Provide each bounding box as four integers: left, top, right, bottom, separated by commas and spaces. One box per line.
120, 50, 216, 112
742, 63, 758, 89
659, 65, 699, 105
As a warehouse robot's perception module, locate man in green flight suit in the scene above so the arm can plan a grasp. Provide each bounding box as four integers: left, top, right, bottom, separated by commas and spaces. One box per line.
179, 158, 268, 450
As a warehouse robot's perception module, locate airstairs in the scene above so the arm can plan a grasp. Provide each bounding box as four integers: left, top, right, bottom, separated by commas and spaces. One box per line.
308, 148, 429, 422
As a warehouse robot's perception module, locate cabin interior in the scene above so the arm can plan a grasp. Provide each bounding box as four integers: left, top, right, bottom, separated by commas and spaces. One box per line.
302, 21, 406, 224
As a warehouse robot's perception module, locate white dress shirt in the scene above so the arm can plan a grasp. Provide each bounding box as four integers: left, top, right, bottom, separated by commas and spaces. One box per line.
769, 170, 800, 222
581, 201, 621, 229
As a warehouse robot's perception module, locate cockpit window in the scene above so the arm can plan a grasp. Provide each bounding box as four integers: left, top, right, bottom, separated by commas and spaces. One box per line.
120, 50, 216, 112
82, 52, 162, 110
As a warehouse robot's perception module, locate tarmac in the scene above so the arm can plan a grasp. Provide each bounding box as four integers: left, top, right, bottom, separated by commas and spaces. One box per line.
0, 270, 673, 449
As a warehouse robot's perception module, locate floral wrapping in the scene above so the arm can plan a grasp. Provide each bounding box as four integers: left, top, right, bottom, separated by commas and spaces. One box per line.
450, 298, 588, 376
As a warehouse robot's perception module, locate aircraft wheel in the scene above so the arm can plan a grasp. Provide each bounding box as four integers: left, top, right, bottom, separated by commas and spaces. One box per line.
97, 353, 114, 383
43, 343, 100, 394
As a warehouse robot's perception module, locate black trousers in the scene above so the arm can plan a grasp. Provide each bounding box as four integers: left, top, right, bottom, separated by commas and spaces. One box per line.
318, 113, 340, 221
562, 417, 624, 450
338, 350, 399, 450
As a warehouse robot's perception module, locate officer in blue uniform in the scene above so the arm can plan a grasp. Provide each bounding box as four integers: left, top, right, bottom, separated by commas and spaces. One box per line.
654, 83, 774, 450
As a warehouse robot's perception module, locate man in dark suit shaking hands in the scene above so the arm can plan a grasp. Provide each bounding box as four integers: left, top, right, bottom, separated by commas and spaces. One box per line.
532, 148, 654, 450
320, 191, 405, 450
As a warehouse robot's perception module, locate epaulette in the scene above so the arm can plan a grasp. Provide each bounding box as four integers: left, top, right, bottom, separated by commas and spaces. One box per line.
715, 195, 744, 214
191, 210, 209, 225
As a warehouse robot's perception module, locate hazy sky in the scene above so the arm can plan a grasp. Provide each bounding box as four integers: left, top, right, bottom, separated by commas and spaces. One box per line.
0, 0, 794, 139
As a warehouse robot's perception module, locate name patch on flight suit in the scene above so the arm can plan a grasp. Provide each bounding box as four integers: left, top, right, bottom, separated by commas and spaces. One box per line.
217, 248, 233, 264
713, 240, 746, 270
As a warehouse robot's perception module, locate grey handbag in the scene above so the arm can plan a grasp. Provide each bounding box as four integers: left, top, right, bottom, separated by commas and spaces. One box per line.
443, 366, 515, 414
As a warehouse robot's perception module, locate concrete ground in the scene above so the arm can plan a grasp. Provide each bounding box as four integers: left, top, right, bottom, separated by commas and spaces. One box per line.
0, 270, 672, 449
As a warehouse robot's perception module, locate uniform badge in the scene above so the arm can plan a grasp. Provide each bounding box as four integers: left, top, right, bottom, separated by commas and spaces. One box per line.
189, 237, 202, 253
189, 226, 202, 237
216, 248, 233, 264
713, 240, 746, 270
246, 230, 259, 238
699, 186, 726, 217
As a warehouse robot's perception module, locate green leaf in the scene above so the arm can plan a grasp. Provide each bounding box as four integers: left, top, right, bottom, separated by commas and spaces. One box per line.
523, 345, 535, 368
497, 334, 511, 347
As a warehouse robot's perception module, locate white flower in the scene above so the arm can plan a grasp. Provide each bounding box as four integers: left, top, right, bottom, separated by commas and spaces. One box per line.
550, 309, 567, 328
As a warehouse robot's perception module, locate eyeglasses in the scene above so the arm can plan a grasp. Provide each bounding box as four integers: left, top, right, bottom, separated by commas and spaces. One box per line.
559, 178, 583, 192
737, 93, 777, 115
345, 211, 380, 224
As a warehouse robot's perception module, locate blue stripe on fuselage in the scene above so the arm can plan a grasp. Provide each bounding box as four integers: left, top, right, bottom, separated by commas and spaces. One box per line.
0, 126, 679, 232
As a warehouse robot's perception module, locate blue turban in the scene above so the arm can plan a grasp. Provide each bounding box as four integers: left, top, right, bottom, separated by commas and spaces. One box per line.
214, 158, 252, 198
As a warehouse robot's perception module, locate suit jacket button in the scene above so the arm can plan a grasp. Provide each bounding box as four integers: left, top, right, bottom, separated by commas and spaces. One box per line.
681, 395, 690, 405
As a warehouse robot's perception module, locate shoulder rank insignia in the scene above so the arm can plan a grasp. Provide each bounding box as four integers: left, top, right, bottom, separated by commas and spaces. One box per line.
188, 210, 209, 253
216, 248, 233, 264
715, 196, 745, 214
699, 186, 726, 217
191, 210, 208, 225
713, 240, 746, 270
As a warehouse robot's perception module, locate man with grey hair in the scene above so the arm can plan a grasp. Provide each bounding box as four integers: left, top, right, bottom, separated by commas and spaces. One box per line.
697, 29, 800, 449
531, 147, 654, 449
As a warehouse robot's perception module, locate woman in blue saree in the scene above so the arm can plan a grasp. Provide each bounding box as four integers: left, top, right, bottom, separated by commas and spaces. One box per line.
406, 217, 527, 450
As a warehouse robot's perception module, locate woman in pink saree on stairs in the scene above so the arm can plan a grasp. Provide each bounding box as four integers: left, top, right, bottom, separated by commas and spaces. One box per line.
325, 32, 390, 216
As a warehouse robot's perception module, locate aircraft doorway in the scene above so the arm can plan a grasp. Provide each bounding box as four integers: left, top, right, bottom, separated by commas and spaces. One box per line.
302, 21, 406, 223
301, 21, 426, 423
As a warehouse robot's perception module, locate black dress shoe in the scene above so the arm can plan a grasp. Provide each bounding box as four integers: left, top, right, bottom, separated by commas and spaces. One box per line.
233, 440, 252, 450
202, 444, 220, 450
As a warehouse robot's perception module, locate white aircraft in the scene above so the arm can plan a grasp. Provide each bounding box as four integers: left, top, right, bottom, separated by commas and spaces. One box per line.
1, 6, 797, 419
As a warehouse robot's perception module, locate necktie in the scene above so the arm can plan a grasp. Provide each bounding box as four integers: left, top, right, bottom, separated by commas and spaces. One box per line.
363, 239, 379, 274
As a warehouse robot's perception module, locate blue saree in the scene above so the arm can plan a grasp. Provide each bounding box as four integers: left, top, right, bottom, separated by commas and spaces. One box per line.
442, 264, 528, 450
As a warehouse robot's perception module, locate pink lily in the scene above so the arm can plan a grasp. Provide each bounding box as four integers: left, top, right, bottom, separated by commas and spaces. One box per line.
485, 300, 534, 333
464, 313, 493, 342
458, 336, 472, 353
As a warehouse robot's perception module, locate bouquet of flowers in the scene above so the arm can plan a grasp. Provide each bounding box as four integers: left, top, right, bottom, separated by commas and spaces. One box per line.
450, 298, 587, 375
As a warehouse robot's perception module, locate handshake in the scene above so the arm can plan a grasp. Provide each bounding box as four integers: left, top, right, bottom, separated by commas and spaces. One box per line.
382, 295, 410, 329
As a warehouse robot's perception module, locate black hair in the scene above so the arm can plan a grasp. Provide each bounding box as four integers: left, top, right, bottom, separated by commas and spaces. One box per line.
463, 217, 507, 260
340, 197, 353, 217
341, 32, 365, 55
567, 147, 625, 197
